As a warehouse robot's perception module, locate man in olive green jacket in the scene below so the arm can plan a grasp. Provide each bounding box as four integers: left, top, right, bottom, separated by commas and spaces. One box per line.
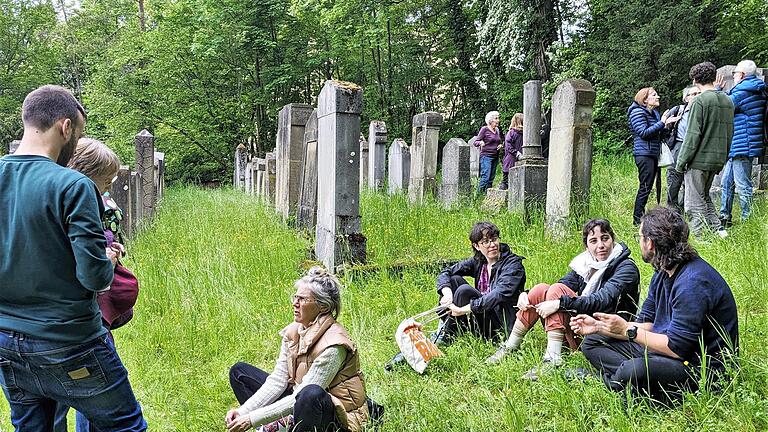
675, 62, 734, 237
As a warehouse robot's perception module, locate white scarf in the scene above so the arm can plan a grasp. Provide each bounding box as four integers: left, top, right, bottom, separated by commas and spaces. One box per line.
568, 243, 624, 297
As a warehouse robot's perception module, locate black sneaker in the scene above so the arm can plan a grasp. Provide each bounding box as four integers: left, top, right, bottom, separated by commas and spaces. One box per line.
719, 217, 733, 228
366, 397, 385, 423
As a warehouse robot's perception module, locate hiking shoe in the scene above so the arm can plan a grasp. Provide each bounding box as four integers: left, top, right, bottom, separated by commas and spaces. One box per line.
366, 397, 385, 423
498, 182, 509, 191
486, 343, 517, 365
563, 367, 598, 381
522, 359, 560, 381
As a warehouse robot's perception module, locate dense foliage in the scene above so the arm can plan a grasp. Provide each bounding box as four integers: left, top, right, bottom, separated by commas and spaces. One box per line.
1, 0, 765, 181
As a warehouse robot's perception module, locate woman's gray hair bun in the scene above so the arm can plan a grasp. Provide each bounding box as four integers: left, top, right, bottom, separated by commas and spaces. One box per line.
297, 266, 342, 319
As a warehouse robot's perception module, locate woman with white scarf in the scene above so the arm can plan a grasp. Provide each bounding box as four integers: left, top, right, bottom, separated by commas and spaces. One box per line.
486, 219, 640, 380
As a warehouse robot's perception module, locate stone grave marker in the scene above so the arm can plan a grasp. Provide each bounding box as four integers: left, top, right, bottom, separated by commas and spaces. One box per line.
275, 103, 313, 220
265, 151, 277, 204
368, 121, 388, 190
112, 165, 132, 238
545, 79, 596, 234
359, 135, 369, 190
468, 136, 480, 180
388, 139, 410, 194
408, 112, 443, 204
297, 109, 319, 230
135, 130, 156, 220
439, 138, 471, 206
508, 80, 548, 219
315, 80, 366, 272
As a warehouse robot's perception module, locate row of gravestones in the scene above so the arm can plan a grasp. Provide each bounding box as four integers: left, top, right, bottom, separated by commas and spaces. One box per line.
5, 130, 165, 239
234, 79, 599, 270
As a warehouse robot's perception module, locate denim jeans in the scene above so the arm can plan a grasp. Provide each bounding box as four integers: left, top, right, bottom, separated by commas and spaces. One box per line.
0, 330, 146, 431
477, 155, 499, 195
720, 157, 754, 222
53, 403, 92, 431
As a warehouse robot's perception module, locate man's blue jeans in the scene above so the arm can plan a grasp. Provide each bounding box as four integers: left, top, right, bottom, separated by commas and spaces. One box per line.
477, 155, 499, 195
0, 330, 146, 431
720, 157, 754, 222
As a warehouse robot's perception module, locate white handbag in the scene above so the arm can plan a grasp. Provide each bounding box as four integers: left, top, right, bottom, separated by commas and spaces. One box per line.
658, 143, 674, 168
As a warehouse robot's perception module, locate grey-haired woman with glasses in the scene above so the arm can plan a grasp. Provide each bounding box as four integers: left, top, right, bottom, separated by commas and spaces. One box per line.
225, 267, 379, 432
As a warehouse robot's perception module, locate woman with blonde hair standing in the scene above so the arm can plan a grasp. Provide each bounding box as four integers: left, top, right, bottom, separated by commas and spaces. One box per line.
499, 113, 524, 190
473, 111, 503, 195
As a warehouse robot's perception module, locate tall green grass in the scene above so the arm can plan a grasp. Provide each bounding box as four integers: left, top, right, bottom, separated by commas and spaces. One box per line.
1, 155, 766, 431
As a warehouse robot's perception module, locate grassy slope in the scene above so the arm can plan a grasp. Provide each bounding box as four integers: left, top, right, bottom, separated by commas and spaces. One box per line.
2, 155, 766, 431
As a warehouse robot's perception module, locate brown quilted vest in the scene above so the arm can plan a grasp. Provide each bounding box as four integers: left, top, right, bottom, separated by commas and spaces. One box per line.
281, 314, 369, 432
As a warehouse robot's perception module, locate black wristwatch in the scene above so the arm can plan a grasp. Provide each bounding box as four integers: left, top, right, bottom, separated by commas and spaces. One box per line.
626, 325, 638, 342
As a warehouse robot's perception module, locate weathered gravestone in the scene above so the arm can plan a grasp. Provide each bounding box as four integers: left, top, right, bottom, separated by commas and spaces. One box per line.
297, 109, 319, 231
359, 136, 369, 190
509, 80, 548, 219
408, 112, 443, 204
111, 165, 132, 238
468, 137, 480, 181
233, 144, 247, 191
439, 138, 471, 207
315, 80, 366, 272
368, 121, 388, 190
255, 158, 266, 197
275, 103, 313, 220
264, 152, 277, 204
388, 139, 410, 195
154, 151, 165, 201
545, 79, 596, 234
244, 158, 254, 195
135, 130, 156, 220
9, 140, 21, 155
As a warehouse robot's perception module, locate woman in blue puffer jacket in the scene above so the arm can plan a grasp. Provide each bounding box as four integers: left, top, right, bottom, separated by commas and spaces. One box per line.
627, 88, 676, 225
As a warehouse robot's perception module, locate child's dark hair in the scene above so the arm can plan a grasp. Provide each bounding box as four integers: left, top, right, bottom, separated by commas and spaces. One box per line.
469, 221, 500, 261
581, 219, 615, 246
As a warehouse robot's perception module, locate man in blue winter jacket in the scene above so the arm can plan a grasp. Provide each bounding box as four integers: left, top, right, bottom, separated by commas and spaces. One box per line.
716, 59, 766, 224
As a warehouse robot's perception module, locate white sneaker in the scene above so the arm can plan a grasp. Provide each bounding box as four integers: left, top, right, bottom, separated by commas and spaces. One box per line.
717, 229, 728, 238
486, 343, 517, 365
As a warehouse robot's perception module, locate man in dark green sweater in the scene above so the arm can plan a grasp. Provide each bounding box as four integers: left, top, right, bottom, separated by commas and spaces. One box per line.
675, 62, 734, 237
0, 86, 146, 430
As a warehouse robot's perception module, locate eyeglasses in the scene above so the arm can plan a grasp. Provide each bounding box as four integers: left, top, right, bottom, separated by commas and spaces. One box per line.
478, 236, 500, 247
633, 233, 644, 242
291, 295, 315, 305
688, 92, 701, 96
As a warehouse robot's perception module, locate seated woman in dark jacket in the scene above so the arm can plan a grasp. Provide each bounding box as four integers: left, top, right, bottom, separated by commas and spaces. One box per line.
486, 219, 640, 380
438, 221, 526, 342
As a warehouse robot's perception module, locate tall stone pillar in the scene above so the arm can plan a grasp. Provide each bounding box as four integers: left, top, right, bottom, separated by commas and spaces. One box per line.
439, 138, 471, 207
154, 151, 165, 201
545, 80, 596, 234
297, 110, 319, 230
408, 112, 443, 204
359, 136, 369, 190
135, 130, 156, 220
234, 144, 247, 190
255, 158, 266, 197
315, 80, 366, 271
388, 139, 410, 195
368, 121, 388, 190
130, 171, 142, 230
275, 103, 313, 220
468, 137, 480, 181
509, 80, 549, 219
265, 151, 277, 205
